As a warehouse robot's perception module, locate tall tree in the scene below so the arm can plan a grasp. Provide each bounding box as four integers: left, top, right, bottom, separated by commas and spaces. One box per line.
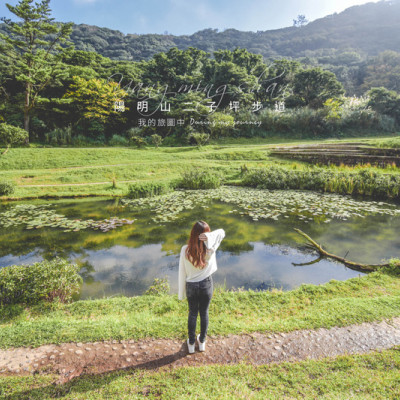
0, 0, 73, 141
290, 67, 345, 109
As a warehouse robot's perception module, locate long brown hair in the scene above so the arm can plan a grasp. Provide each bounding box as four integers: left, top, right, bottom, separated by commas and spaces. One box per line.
185, 221, 210, 268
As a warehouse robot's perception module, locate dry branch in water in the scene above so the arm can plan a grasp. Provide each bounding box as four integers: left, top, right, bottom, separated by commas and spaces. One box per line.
293, 228, 397, 273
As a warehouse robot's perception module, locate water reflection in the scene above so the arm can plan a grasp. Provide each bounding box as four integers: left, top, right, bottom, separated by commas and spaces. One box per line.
0, 195, 399, 299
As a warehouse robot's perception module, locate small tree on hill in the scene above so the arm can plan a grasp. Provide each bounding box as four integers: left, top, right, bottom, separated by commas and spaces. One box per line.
293, 15, 308, 28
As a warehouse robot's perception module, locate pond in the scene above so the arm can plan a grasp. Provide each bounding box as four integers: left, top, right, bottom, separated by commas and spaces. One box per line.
1, 187, 400, 299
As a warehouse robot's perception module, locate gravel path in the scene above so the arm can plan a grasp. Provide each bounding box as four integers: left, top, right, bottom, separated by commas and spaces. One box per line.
1, 317, 400, 383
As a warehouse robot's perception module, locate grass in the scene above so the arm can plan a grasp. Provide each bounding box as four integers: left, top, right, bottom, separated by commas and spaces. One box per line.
1, 136, 399, 199
242, 165, 400, 200
372, 137, 400, 149
0, 146, 272, 199
210, 133, 399, 146
1, 347, 399, 399
0, 270, 399, 349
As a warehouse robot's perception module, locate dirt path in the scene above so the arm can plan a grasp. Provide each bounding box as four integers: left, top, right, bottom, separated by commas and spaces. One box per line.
20, 180, 137, 187
1, 317, 400, 383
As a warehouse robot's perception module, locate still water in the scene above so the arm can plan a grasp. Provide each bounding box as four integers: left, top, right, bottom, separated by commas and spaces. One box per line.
1, 189, 399, 299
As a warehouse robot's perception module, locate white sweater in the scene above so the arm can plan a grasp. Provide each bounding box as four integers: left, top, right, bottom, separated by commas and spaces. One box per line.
178, 229, 225, 300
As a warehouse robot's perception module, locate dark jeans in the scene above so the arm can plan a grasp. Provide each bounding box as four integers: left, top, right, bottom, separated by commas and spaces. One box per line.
186, 275, 213, 345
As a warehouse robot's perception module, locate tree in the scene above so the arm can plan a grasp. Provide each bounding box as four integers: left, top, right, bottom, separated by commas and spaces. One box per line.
289, 68, 345, 109
0, 0, 73, 141
63, 76, 128, 123
293, 15, 308, 28
361, 51, 400, 93
368, 87, 400, 124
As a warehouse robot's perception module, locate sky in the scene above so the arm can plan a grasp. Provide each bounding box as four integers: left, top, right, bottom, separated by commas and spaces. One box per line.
1, 0, 376, 36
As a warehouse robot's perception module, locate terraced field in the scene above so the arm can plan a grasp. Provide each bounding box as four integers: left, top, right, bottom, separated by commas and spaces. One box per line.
270, 143, 400, 166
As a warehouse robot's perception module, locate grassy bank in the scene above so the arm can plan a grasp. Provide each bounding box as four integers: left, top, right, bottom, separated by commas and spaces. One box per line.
1, 269, 399, 349
0, 145, 271, 199
1, 137, 399, 200
1, 346, 399, 399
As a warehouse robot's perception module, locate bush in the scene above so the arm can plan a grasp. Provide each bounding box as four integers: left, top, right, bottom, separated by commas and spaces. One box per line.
127, 127, 147, 148
0, 123, 28, 146
187, 132, 210, 147
178, 169, 223, 190
109, 134, 129, 146
127, 181, 174, 199
208, 112, 235, 138
144, 277, 170, 296
44, 126, 73, 145
71, 134, 105, 147
0, 181, 15, 196
151, 134, 163, 148
0, 258, 82, 306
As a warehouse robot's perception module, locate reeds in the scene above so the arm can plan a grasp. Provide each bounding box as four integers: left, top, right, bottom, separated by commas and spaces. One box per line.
242, 166, 400, 200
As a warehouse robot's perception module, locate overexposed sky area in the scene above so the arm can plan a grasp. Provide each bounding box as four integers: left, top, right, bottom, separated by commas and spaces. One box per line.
1, 0, 379, 35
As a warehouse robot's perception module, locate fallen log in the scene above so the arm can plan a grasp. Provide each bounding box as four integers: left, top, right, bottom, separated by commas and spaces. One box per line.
293, 228, 396, 273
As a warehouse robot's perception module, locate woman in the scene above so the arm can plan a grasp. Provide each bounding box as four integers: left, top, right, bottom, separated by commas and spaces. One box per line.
178, 221, 225, 354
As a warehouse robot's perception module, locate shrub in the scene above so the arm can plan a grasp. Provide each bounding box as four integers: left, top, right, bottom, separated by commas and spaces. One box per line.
144, 277, 170, 296
0, 123, 28, 146
109, 134, 129, 146
127, 181, 174, 199
208, 112, 235, 138
187, 132, 210, 147
0, 181, 15, 196
178, 169, 223, 190
44, 126, 73, 145
0, 258, 82, 306
151, 134, 163, 148
127, 127, 147, 148
71, 134, 105, 147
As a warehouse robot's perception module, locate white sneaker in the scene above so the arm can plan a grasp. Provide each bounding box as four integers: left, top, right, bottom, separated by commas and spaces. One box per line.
197, 334, 206, 352
187, 339, 195, 354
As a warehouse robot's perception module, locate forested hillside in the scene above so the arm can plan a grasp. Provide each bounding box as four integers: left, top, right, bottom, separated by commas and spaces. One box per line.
2, 0, 397, 62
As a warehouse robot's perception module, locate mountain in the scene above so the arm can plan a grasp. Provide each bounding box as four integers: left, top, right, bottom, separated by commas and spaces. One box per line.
1, 0, 400, 61
65, 0, 400, 61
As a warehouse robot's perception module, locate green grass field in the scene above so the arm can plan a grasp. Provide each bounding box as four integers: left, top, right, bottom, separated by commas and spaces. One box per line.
0, 136, 399, 199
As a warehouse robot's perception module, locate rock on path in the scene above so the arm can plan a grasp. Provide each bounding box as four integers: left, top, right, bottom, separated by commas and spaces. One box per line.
1, 317, 400, 382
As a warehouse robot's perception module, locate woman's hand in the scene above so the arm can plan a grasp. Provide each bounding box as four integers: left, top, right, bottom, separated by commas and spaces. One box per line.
199, 233, 207, 241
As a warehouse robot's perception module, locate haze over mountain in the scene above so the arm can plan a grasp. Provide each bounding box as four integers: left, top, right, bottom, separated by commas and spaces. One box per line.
47, 0, 400, 61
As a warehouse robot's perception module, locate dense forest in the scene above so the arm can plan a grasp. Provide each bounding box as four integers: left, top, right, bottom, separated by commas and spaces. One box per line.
0, 0, 399, 146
